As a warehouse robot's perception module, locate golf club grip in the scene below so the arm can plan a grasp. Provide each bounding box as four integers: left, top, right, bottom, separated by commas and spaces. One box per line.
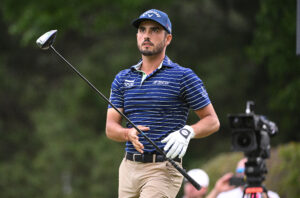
50, 46, 201, 190
168, 159, 201, 190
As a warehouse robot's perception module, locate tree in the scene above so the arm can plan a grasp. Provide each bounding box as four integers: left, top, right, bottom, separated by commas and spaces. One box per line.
248, 0, 300, 141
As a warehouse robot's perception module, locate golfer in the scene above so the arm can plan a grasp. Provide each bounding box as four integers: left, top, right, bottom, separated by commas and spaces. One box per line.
106, 9, 220, 198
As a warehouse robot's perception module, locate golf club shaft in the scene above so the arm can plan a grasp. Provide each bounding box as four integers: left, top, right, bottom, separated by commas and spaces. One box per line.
50, 45, 201, 190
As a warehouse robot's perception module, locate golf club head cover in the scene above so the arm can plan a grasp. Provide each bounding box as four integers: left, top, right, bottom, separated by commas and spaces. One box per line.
161, 125, 195, 159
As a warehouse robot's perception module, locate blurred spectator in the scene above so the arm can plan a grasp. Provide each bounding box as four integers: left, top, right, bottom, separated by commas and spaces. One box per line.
206, 158, 280, 198
183, 169, 209, 198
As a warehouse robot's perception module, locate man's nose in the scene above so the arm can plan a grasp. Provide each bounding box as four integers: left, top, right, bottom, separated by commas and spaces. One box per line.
144, 37, 150, 42
144, 29, 152, 37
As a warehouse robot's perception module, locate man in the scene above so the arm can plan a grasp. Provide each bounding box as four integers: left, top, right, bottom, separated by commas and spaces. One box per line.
106, 8, 220, 198
183, 169, 210, 198
206, 158, 280, 198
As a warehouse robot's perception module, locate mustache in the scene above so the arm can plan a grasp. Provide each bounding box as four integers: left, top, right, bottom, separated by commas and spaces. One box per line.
142, 39, 154, 46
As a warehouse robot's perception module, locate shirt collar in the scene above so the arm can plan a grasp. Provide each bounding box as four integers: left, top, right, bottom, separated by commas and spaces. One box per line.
131, 56, 175, 71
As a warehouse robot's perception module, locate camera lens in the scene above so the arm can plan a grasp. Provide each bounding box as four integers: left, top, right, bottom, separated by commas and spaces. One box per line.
232, 130, 257, 152
237, 133, 252, 147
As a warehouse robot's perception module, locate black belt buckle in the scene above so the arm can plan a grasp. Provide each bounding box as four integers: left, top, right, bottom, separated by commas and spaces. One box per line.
132, 153, 140, 162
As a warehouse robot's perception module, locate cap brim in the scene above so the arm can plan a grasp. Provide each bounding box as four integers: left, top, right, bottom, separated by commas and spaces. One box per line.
131, 18, 148, 28
131, 18, 171, 33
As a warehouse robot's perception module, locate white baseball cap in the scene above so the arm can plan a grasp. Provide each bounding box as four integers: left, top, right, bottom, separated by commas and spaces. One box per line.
186, 169, 209, 188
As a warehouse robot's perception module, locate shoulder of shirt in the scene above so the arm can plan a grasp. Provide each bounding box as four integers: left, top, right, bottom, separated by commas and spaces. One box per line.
169, 64, 197, 82
163, 62, 194, 74
115, 68, 131, 78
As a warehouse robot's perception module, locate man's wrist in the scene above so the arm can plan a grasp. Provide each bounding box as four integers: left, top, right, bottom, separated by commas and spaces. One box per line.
124, 129, 130, 141
184, 125, 195, 139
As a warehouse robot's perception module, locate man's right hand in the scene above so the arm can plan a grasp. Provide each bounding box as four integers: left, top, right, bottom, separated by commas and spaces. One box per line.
127, 125, 150, 153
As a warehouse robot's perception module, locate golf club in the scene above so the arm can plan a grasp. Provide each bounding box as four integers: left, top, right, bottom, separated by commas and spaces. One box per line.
36, 30, 201, 190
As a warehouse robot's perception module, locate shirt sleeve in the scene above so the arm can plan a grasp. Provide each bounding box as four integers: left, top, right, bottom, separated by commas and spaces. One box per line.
180, 68, 211, 110
108, 73, 124, 109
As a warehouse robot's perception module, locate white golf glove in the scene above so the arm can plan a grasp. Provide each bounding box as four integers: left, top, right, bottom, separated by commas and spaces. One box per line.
161, 125, 195, 159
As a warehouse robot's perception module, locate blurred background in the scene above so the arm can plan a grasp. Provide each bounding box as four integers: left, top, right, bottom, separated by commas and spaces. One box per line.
0, 0, 299, 197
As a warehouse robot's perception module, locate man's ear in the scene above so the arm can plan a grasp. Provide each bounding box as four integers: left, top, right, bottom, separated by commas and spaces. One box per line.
166, 34, 172, 46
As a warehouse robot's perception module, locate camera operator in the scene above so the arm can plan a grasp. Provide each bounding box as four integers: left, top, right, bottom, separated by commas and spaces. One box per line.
206, 158, 280, 198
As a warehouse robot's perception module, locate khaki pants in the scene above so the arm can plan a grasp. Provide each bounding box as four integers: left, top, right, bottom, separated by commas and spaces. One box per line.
118, 158, 183, 198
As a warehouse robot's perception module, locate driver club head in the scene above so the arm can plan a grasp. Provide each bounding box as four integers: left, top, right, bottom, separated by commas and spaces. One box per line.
36, 30, 57, 50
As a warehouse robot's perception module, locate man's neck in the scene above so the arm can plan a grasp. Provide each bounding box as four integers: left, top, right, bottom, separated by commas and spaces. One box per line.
140, 53, 165, 74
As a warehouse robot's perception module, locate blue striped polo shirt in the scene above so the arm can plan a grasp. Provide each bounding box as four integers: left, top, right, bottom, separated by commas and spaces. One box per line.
108, 56, 211, 154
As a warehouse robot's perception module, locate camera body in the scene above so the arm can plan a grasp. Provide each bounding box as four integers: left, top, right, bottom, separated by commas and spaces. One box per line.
228, 102, 278, 158
228, 101, 278, 187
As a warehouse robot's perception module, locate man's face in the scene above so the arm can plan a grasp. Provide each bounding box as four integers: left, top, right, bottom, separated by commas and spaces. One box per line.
136, 20, 172, 56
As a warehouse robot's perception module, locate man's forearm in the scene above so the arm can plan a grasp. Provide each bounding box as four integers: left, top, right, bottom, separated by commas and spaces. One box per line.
106, 122, 129, 142
191, 114, 220, 138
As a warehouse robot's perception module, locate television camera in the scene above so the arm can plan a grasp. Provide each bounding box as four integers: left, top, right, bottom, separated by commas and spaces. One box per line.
228, 101, 278, 197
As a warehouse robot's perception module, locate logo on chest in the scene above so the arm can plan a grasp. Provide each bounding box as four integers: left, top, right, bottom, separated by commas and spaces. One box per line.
124, 80, 135, 87
153, 80, 169, 85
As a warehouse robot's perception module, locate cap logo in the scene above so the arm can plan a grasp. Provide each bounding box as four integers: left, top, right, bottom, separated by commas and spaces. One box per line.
142, 10, 161, 18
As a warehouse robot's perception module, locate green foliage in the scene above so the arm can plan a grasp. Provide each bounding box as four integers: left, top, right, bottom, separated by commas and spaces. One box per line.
31, 77, 124, 198
0, 154, 39, 197
248, 0, 300, 141
275, 143, 300, 198
1, 0, 174, 45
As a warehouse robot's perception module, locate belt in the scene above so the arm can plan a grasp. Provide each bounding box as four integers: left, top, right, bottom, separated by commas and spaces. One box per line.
125, 152, 182, 163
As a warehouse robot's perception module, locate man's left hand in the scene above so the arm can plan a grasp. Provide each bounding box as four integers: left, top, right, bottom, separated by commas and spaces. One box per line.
161, 125, 195, 159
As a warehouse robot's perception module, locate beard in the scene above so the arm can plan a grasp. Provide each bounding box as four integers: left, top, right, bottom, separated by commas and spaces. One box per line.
138, 40, 166, 56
